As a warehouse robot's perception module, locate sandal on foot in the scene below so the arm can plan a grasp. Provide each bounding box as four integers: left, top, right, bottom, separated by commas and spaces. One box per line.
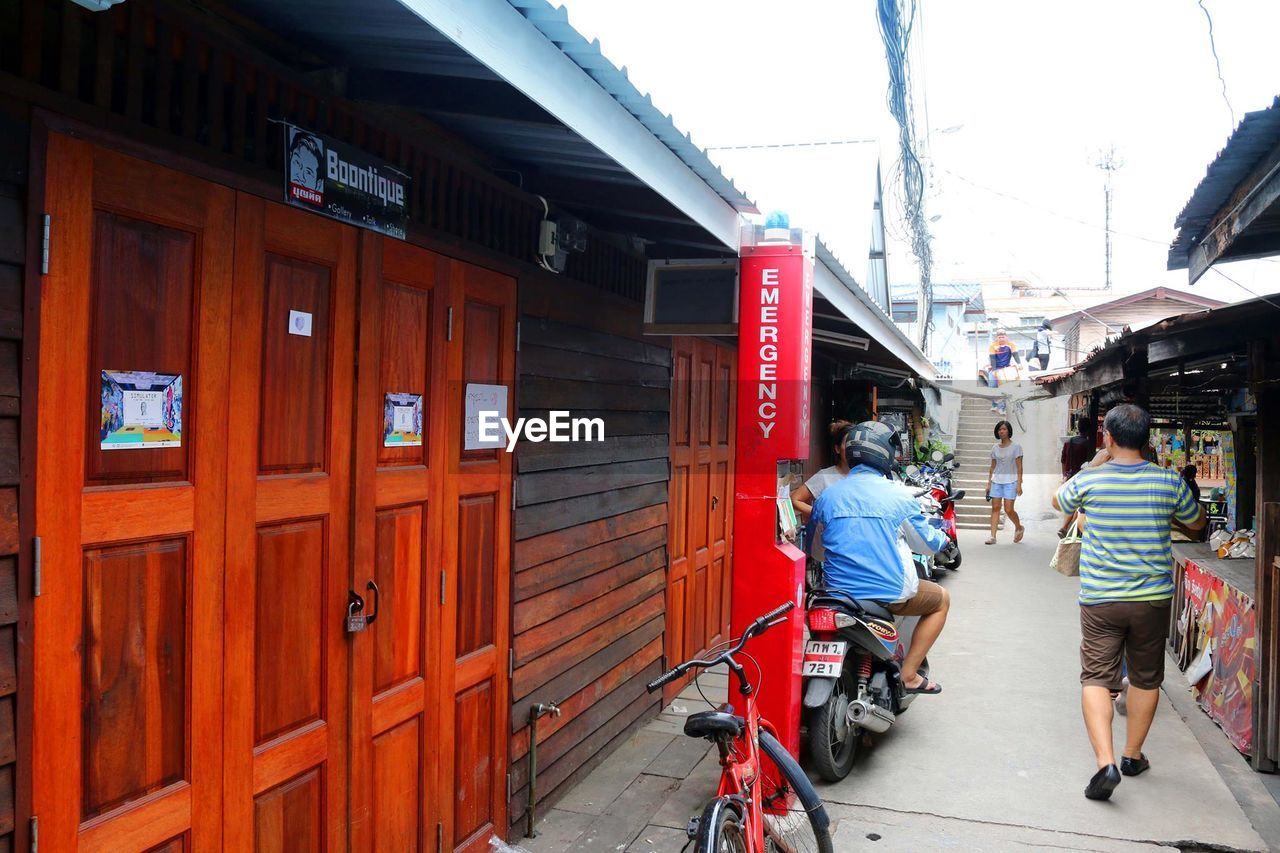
903, 676, 942, 695
984, 537, 996, 545
1014, 526, 1025, 543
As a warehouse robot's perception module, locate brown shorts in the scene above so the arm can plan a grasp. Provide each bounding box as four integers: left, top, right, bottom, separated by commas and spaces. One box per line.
1080, 600, 1171, 690
888, 580, 949, 617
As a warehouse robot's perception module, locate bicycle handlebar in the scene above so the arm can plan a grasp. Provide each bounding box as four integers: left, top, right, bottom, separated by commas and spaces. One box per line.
645, 601, 795, 694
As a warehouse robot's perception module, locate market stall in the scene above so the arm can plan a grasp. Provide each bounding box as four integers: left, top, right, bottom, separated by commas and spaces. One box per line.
1171, 543, 1257, 756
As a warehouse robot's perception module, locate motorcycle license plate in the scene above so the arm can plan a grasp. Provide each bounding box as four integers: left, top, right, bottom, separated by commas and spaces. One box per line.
802, 640, 846, 678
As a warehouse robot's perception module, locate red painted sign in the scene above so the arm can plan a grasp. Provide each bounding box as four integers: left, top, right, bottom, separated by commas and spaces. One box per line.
731, 242, 814, 758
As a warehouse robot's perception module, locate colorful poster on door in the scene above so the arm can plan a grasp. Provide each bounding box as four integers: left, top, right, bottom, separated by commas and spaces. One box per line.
100, 370, 182, 450
383, 392, 423, 447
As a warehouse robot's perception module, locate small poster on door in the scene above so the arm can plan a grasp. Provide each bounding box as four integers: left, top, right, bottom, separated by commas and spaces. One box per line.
464, 383, 508, 450
100, 370, 183, 450
383, 392, 423, 447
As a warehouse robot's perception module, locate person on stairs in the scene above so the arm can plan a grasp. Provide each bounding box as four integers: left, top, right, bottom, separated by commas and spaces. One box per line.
985, 419, 1024, 545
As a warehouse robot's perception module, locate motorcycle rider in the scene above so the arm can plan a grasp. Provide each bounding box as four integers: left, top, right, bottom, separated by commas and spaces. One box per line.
811, 421, 956, 695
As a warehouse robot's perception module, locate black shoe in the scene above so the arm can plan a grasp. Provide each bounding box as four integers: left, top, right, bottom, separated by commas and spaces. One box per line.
1084, 764, 1121, 800
1120, 754, 1150, 777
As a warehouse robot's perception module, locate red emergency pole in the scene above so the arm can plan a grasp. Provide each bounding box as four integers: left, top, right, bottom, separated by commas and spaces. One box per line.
731, 238, 813, 757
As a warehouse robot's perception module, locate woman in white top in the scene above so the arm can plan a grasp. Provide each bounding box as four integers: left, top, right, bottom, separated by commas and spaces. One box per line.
791, 421, 854, 521
986, 420, 1025, 545
792, 421, 854, 563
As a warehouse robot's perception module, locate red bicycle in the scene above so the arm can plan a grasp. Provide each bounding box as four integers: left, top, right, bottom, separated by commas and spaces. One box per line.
646, 601, 834, 853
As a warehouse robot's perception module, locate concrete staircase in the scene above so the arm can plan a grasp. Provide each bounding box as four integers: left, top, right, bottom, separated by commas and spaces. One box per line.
951, 395, 1005, 531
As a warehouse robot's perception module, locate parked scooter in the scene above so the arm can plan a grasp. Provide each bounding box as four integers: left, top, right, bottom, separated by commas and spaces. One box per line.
801, 588, 932, 781
903, 456, 965, 572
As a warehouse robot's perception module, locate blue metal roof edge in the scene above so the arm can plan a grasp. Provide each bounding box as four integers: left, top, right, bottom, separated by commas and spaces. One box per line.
1168, 95, 1280, 270
508, 0, 757, 213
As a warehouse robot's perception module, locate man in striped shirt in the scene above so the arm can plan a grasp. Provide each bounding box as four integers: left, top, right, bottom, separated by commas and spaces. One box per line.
1053, 403, 1204, 801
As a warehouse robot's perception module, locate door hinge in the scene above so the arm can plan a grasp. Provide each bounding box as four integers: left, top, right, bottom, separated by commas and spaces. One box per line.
508, 647, 514, 679
32, 536, 41, 597
516, 320, 521, 352
446, 306, 454, 342
435, 822, 443, 853
40, 215, 50, 275
506, 770, 513, 802
439, 569, 446, 605
29, 816, 37, 853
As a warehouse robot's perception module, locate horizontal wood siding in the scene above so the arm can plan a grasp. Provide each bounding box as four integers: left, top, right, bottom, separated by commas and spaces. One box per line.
0, 104, 25, 853
510, 276, 671, 827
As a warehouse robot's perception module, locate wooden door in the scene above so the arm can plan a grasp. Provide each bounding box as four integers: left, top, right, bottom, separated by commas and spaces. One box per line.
34, 136, 234, 850
349, 235, 449, 851
665, 337, 736, 703
222, 196, 356, 851
439, 261, 515, 852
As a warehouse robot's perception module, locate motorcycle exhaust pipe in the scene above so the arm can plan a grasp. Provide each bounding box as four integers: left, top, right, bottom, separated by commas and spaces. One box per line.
847, 698, 895, 734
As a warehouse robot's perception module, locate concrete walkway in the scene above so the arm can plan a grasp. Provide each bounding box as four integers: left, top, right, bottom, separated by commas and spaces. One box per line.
518, 522, 1277, 852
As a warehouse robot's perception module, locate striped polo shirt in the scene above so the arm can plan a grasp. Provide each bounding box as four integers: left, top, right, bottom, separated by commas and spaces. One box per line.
1055, 461, 1200, 604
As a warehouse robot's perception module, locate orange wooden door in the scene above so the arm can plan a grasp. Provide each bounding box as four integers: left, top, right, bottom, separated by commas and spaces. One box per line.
349, 234, 449, 852
439, 261, 515, 852
34, 136, 233, 850
665, 338, 735, 703
222, 196, 356, 851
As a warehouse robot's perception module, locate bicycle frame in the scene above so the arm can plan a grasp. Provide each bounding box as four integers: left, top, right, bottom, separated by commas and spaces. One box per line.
711, 699, 788, 851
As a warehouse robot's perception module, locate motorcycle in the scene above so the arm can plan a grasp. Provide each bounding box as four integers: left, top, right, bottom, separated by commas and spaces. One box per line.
800, 588, 932, 782
903, 457, 964, 572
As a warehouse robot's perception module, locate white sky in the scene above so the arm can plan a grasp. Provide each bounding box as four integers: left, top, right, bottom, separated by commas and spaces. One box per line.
554, 0, 1280, 303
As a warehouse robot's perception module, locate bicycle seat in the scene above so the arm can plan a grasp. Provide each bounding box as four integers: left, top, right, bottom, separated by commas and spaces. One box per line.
684, 709, 745, 741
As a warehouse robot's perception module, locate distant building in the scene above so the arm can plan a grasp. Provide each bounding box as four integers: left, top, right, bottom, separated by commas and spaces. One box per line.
893, 278, 1111, 380
1049, 286, 1227, 365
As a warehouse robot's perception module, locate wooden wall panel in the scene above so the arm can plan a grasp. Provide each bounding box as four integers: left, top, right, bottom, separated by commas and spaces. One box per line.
372, 718, 421, 852
258, 254, 331, 475
254, 770, 322, 852
509, 277, 669, 829
81, 538, 187, 818
87, 211, 194, 485
254, 520, 324, 744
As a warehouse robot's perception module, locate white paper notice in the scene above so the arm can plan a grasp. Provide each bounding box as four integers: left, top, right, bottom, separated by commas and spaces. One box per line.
464, 383, 508, 450
288, 310, 313, 336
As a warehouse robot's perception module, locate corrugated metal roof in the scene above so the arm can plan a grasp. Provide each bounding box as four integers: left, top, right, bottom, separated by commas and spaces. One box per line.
507, 0, 755, 213
1168, 95, 1280, 270
814, 240, 932, 369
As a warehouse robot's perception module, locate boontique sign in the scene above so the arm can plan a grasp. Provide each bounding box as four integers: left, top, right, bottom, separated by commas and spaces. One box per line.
283, 123, 410, 239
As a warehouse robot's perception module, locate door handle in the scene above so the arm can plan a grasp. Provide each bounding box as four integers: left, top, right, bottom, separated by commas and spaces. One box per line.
711, 495, 719, 510
364, 579, 380, 625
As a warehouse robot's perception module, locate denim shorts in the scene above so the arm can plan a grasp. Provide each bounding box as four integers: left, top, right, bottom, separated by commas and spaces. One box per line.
990, 481, 1017, 500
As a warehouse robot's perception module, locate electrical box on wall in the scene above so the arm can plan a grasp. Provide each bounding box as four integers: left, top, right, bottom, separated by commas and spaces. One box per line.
643, 258, 739, 335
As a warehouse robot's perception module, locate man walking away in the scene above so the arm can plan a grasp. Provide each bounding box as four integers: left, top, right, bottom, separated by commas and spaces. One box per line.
1053, 404, 1205, 801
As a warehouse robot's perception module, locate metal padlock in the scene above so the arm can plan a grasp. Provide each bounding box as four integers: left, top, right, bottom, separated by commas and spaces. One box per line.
346, 590, 367, 633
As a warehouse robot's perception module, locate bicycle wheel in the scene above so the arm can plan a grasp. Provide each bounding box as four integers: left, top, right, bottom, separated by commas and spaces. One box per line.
695, 797, 748, 853
757, 730, 834, 853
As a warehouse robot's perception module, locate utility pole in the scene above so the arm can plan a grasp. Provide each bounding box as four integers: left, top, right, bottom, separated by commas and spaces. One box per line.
1096, 147, 1123, 290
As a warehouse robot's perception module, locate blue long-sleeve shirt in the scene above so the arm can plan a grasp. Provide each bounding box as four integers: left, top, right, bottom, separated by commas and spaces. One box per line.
812, 465, 949, 603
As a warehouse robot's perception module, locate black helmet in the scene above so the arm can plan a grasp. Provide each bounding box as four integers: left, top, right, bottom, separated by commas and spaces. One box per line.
844, 420, 901, 475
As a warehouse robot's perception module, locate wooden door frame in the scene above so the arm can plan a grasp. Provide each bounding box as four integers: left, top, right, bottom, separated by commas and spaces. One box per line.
348, 232, 453, 849
31, 132, 236, 851
664, 336, 736, 705
439, 259, 516, 851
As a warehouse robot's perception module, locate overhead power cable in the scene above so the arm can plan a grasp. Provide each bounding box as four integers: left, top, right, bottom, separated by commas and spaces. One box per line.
1197, 0, 1236, 127
877, 0, 934, 354
704, 138, 877, 151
